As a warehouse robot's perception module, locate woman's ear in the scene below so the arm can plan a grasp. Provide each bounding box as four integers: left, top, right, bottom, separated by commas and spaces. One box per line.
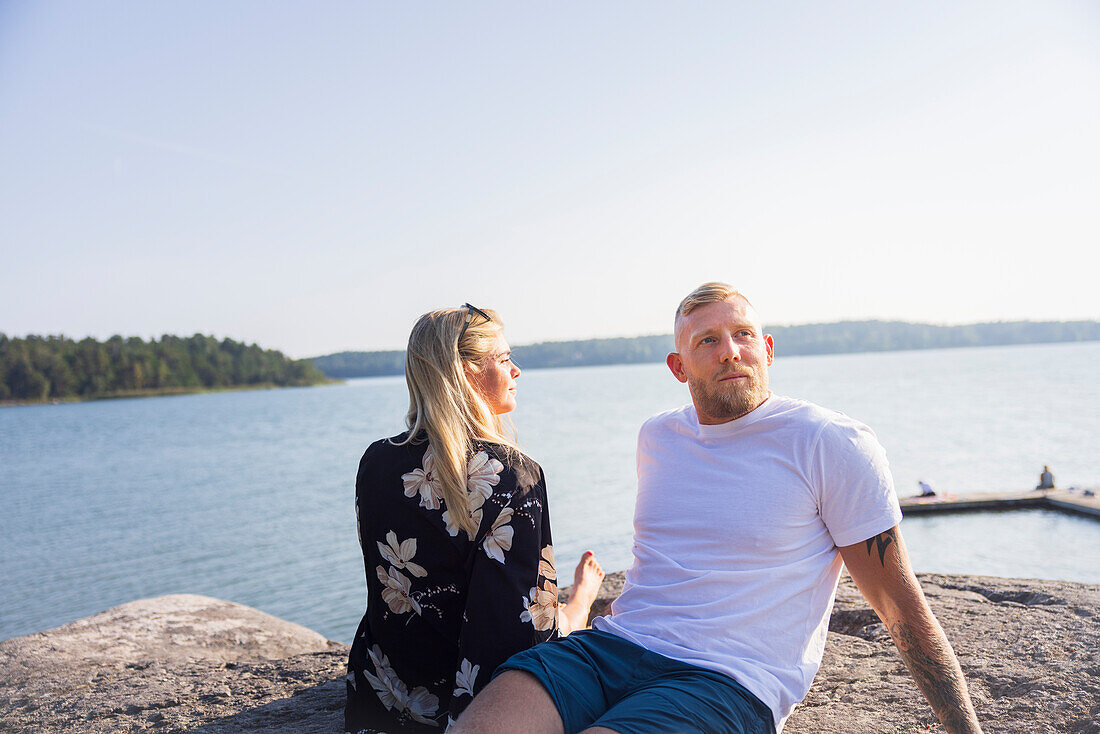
462, 358, 480, 384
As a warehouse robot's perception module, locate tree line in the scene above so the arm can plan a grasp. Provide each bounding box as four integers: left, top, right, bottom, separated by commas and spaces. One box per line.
310, 320, 1100, 378
0, 333, 327, 403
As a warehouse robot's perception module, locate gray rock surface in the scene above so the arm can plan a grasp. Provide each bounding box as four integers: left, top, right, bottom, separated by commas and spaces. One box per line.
2, 575, 1098, 733
791, 573, 1100, 734
0, 594, 343, 733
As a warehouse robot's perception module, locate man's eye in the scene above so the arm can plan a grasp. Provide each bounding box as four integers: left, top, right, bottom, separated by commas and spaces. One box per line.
700, 337, 715, 345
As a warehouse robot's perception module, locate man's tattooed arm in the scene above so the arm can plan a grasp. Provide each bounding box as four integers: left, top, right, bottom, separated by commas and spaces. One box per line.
888, 617, 979, 732
864, 527, 897, 565
840, 529, 983, 734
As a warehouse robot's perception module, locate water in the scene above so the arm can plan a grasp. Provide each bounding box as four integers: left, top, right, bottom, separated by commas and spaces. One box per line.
1, 342, 1097, 643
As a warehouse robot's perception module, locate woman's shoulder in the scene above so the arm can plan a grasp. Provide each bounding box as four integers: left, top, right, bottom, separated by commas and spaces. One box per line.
474, 440, 538, 466
472, 442, 543, 493
358, 431, 425, 470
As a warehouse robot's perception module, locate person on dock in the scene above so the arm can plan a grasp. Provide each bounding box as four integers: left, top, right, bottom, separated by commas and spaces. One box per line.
918, 480, 937, 497
452, 283, 982, 734
1036, 465, 1055, 490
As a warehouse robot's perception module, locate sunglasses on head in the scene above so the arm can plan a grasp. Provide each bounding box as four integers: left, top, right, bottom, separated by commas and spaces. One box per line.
458, 303, 492, 342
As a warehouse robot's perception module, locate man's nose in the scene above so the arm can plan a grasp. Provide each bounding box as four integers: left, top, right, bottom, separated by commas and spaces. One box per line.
719, 337, 741, 362
511, 363, 521, 378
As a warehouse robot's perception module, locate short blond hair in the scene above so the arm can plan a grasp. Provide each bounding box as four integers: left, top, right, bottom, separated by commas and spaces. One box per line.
675, 282, 750, 322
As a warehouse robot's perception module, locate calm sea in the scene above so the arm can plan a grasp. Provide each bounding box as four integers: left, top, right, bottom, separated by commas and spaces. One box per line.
1, 342, 1097, 643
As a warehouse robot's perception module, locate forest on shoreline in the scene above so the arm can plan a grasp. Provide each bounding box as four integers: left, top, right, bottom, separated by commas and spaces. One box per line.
6, 320, 1094, 402
0, 333, 328, 404
312, 319, 1100, 378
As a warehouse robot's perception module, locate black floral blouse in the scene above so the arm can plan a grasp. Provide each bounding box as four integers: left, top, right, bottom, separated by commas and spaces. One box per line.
345, 432, 559, 733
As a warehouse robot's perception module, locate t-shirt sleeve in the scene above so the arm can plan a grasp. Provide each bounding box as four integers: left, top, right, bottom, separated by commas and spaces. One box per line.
636, 417, 654, 478
811, 415, 903, 548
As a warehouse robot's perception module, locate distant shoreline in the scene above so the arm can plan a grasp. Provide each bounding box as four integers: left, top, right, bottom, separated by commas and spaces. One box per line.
0, 380, 342, 408
312, 320, 1100, 379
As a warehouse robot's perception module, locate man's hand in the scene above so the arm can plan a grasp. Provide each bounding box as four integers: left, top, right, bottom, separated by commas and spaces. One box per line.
839, 526, 983, 734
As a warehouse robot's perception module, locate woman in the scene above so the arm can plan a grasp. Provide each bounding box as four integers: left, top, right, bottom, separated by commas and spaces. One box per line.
346, 304, 605, 733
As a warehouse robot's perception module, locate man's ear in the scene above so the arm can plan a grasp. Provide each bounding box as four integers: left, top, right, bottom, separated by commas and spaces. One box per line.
764, 334, 774, 366
666, 352, 688, 383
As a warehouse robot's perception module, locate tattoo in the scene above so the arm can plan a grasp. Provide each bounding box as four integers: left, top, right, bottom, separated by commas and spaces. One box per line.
864, 528, 897, 565
889, 620, 978, 732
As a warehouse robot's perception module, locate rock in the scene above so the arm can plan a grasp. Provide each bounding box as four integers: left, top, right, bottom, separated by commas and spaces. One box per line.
788, 573, 1100, 734
0, 594, 343, 733
2, 576, 1098, 733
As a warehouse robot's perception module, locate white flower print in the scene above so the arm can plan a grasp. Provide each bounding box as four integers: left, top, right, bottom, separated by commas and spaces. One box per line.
363, 644, 440, 726
376, 564, 422, 615
539, 545, 556, 582
453, 658, 480, 699
442, 507, 458, 537
482, 506, 514, 563
402, 446, 444, 510
406, 686, 442, 726
441, 451, 502, 537
466, 451, 503, 501
377, 530, 428, 578
443, 505, 483, 538
520, 582, 558, 631
363, 644, 408, 711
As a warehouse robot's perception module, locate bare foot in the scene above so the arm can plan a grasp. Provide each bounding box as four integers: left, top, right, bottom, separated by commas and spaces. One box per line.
558, 551, 605, 635
573, 550, 605, 602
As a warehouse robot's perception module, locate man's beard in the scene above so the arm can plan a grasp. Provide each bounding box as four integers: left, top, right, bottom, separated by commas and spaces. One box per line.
688, 368, 769, 422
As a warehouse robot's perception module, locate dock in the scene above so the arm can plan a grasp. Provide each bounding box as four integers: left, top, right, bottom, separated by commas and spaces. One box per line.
899, 488, 1100, 521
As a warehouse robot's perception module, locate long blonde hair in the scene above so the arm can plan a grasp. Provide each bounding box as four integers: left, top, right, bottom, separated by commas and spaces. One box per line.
395, 307, 518, 536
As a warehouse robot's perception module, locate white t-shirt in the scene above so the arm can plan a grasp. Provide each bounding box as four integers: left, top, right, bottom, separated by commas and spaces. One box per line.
594, 394, 902, 731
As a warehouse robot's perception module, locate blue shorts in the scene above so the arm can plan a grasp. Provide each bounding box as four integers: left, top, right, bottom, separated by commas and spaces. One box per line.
494, 629, 776, 734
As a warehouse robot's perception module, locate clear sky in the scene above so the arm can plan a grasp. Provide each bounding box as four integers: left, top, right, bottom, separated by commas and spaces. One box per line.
2, 1, 1098, 358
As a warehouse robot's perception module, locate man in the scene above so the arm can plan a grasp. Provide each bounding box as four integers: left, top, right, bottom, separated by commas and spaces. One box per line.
453, 283, 982, 734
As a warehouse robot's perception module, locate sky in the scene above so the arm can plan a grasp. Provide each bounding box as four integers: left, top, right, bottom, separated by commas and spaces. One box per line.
1, 1, 1098, 358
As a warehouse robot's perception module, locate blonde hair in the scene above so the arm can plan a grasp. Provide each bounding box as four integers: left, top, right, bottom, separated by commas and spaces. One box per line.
675, 282, 748, 322
394, 307, 517, 536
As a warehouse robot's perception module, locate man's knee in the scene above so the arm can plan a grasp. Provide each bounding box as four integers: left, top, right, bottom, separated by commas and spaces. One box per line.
450, 670, 564, 734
